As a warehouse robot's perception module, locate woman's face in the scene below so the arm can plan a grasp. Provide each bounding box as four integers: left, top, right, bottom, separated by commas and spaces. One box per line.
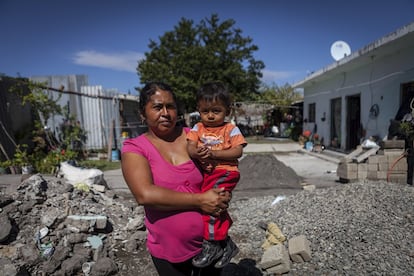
143, 89, 178, 134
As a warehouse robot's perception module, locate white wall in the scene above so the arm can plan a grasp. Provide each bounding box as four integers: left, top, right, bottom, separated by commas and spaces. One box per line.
303, 44, 414, 150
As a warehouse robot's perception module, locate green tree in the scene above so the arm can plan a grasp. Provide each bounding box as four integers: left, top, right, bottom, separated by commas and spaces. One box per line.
259, 83, 303, 109
137, 14, 265, 112
6, 79, 87, 173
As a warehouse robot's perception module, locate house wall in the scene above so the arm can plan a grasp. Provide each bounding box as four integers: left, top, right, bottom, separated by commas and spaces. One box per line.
303, 43, 414, 151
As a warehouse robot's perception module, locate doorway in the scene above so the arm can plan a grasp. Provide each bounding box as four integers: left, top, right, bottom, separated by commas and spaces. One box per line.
346, 94, 361, 150
330, 98, 342, 149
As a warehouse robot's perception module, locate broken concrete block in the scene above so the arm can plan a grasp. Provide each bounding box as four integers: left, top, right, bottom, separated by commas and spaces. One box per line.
288, 235, 311, 263
91, 184, 106, 192
260, 243, 287, 269
265, 246, 291, 274
303, 184, 316, 191
0, 215, 12, 242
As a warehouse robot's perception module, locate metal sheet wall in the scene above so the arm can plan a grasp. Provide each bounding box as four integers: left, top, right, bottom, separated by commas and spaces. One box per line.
80, 86, 121, 150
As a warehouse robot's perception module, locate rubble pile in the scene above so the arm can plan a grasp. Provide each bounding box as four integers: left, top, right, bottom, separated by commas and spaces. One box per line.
0, 174, 152, 276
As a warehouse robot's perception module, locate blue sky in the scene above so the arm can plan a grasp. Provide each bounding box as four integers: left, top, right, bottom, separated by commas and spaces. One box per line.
1, 0, 413, 94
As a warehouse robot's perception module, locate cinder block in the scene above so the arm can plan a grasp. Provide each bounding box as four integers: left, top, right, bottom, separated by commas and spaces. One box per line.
367, 171, 378, 180
368, 163, 378, 171
337, 163, 358, 179
382, 149, 405, 155
380, 140, 405, 149
378, 155, 389, 163
337, 170, 357, 180
358, 170, 368, 179
392, 158, 407, 171
288, 235, 311, 263
260, 244, 287, 269
367, 155, 379, 164
377, 171, 387, 180
357, 163, 367, 172
388, 173, 407, 184
266, 248, 291, 274
378, 163, 389, 171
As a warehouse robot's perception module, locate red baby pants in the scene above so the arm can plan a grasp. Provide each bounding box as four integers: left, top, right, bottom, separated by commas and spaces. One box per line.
201, 169, 240, 241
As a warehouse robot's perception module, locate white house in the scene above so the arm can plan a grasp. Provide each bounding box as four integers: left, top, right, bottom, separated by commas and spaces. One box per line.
293, 21, 414, 152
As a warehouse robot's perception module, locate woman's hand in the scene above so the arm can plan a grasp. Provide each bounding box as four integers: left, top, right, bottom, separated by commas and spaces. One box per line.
199, 188, 231, 216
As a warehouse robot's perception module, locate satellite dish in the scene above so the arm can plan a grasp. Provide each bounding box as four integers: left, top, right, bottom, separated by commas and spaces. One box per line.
330, 40, 351, 61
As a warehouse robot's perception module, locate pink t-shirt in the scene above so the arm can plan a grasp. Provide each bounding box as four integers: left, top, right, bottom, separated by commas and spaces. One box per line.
121, 132, 204, 263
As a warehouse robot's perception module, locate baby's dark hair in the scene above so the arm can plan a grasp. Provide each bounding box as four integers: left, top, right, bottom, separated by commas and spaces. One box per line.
139, 82, 176, 112
196, 82, 231, 109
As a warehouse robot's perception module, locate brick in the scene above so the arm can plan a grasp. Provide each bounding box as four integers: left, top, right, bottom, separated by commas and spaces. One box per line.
288, 235, 311, 263
260, 244, 287, 269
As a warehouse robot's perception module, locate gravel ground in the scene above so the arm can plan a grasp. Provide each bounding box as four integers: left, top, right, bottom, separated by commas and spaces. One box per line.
130, 154, 414, 275
228, 180, 414, 275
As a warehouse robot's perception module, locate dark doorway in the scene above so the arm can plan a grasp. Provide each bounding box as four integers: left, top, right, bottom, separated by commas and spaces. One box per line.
330, 98, 342, 149
346, 94, 361, 150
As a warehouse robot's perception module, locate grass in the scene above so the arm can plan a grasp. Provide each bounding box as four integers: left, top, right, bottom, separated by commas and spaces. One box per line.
245, 135, 297, 144
79, 159, 121, 171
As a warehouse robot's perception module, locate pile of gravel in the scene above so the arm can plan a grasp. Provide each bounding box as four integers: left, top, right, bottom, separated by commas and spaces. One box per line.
228, 180, 414, 275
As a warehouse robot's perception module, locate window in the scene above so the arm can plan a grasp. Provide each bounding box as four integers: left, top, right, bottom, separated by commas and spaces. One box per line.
308, 103, 316, 123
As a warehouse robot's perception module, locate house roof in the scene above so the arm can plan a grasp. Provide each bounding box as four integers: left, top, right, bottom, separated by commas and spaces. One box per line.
292, 21, 414, 89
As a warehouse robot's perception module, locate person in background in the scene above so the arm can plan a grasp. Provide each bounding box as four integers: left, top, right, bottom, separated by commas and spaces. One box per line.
121, 82, 230, 276
187, 82, 247, 268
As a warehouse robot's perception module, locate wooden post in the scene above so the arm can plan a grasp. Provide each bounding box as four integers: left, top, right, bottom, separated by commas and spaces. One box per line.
107, 119, 114, 162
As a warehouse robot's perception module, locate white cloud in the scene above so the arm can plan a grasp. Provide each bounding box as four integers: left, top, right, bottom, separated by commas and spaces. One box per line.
261, 69, 295, 84
73, 50, 145, 72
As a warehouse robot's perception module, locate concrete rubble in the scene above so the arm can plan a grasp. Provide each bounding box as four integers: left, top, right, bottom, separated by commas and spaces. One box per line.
0, 174, 146, 276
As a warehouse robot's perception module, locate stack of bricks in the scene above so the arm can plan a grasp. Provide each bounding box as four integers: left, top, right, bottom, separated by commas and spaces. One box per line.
336, 140, 407, 184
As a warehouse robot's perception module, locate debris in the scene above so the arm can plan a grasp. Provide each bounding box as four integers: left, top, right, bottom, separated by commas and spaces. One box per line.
271, 195, 286, 206
59, 161, 104, 186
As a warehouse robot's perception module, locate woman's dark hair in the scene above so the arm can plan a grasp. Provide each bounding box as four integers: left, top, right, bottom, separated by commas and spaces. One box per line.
196, 82, 231, 109
139, 82, 176, 112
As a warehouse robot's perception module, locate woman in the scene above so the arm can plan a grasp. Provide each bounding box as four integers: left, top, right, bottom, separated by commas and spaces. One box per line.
121, 82, 230, 276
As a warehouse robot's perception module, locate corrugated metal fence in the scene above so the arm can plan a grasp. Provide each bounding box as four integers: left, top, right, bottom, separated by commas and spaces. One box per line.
80, 86, 121, 150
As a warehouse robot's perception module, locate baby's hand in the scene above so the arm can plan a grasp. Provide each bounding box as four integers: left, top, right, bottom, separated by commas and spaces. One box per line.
197, 146, 210, 159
